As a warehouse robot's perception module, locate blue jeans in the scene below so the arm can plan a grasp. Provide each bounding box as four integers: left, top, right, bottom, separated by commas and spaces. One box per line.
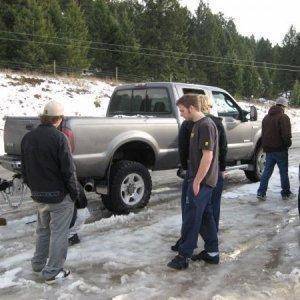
257, 151, 291, 197
178, 183, 218, 258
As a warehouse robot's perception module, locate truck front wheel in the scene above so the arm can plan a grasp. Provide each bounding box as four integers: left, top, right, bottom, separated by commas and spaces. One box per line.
102, 160, 152, 213
244, 145, 266, 182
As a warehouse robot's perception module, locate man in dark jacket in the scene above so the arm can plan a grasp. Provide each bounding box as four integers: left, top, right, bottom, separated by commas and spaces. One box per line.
21, 101, 79, 283
257, 97, 293, 200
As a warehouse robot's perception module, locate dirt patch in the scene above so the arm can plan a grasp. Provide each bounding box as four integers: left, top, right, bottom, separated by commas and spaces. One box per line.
67, 87, 90, 95
6, 74, 44, 86
264, 247, 282, 269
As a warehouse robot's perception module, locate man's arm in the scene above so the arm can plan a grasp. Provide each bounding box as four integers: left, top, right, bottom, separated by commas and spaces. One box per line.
279, 115, 292, 148
178, 121, 193, 170
193, 150, 213, 196
20, 137, 28, 184
58, 135, 80, 202
217, 120, 227, 172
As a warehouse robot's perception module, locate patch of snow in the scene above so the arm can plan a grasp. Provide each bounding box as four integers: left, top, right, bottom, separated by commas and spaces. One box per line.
0, 267, 22, 289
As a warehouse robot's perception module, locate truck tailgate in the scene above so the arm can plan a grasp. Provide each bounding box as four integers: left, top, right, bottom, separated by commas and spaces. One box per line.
4, 117, 40, 155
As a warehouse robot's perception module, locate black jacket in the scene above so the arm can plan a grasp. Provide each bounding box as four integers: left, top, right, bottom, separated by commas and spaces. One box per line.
178, 115, 228, 171
262, 105, 292, 153
21, 124, 80, 204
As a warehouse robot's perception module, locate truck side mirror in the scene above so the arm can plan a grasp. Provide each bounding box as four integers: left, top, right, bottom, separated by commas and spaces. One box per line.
250, 106, 258, 121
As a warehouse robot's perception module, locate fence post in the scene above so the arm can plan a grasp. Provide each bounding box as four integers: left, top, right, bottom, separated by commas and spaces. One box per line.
53, 60, 56, 76
115, 67, 118, 82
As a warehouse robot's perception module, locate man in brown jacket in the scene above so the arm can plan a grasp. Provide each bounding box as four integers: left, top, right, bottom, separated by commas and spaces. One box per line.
257, 97, 293, 200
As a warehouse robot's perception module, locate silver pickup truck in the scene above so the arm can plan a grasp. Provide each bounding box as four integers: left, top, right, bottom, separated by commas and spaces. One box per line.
0, 82, 262, 213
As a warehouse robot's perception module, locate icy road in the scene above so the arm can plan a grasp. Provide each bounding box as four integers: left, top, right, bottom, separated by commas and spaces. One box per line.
0, 148, 299, 300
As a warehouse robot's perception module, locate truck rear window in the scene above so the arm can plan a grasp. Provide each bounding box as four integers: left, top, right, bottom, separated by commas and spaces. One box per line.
108, 88, 173, 116
109, 89, 132, 114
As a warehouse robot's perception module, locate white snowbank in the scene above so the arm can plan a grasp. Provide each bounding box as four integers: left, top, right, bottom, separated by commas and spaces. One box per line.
0, 71, 116, 154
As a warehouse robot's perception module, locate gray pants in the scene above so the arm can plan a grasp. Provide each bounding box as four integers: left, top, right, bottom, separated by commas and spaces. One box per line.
31, 195, 74, 280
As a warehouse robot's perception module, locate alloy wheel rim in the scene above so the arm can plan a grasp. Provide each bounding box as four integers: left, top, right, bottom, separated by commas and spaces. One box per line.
120, 173, 145, 206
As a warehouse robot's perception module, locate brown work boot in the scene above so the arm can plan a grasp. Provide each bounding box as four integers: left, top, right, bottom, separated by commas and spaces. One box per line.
0, 217, 7, 226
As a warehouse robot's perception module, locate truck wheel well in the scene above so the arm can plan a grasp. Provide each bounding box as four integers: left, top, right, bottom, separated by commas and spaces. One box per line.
254, 138, 262, 157
112, 141, 156, 169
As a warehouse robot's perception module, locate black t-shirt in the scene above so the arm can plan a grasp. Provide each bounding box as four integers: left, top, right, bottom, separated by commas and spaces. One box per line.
188, 117, 219, 187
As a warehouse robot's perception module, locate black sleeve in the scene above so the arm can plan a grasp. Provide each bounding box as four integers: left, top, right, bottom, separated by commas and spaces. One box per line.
178, 121, 193, 170
217, 119, 228, 171
58, 135, 80, 202
20, 136, 28, 184
279, 115, 292, 149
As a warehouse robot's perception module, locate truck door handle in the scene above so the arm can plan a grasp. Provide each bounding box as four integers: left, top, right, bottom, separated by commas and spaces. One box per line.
26, 124, 33, 130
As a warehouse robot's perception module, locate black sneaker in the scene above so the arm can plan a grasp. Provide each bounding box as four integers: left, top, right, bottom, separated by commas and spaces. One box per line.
171, 238, 182, 252
68, 234, 80, 246
282, 193, 296, 200
191, 250, 219, 264
167, 255, 189, 270
257, 194, 266, 201
45, 269, 70, 284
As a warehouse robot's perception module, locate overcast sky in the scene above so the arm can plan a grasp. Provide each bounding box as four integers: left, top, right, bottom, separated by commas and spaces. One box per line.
179, 0, 300, 45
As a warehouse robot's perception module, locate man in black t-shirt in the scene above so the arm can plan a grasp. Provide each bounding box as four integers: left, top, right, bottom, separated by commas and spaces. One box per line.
167, 94, 219, 270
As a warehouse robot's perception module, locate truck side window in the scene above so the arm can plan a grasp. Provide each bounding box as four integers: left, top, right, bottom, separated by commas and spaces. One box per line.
109, 89, 132, 115
212, 91, 240, 119
146, 88, 172, 115
132, 89, 146, 113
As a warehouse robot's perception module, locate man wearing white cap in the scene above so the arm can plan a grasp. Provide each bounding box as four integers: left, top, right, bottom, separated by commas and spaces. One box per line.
257, 97, 294, 201
21, 101, 80, 283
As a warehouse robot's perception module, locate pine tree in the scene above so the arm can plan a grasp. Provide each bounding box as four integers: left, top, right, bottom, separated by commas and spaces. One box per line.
81, 0, 120, 71
291, 80, 300, 106
60, 0, 90, 70
108, 0, 141, 78
12, 0, 53, 69
259, 63, 272, 98
138, 0, 189, 81
243, 65, 261, 98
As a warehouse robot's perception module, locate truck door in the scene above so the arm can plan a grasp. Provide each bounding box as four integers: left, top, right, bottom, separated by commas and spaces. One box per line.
143, 87, 179, 169
212, 91, 254, 161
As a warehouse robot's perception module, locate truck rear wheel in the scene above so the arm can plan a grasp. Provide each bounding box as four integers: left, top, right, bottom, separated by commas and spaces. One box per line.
102, 160, 152, 213
244, 145, 265, 182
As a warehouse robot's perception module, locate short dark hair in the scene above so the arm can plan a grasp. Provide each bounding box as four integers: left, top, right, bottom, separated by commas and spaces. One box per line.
40, 115, 62, 125
176, 94, 200, 111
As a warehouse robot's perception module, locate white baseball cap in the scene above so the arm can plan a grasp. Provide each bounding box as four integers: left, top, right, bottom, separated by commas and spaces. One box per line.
42, 101, 64, 117
276, 97, 289, 107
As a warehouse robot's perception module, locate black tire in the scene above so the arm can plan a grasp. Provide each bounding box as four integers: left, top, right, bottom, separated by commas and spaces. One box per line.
102, 160, 152, 213
244, 145, 265, 182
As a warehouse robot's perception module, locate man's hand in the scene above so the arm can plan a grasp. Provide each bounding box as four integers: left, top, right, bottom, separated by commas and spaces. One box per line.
193, 178, 201, 196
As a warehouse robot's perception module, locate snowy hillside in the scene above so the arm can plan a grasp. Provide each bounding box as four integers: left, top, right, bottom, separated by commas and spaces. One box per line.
0, 71, 116, 154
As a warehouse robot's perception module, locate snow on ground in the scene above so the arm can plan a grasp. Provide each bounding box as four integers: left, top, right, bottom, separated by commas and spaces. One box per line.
0, 151, 299, 299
